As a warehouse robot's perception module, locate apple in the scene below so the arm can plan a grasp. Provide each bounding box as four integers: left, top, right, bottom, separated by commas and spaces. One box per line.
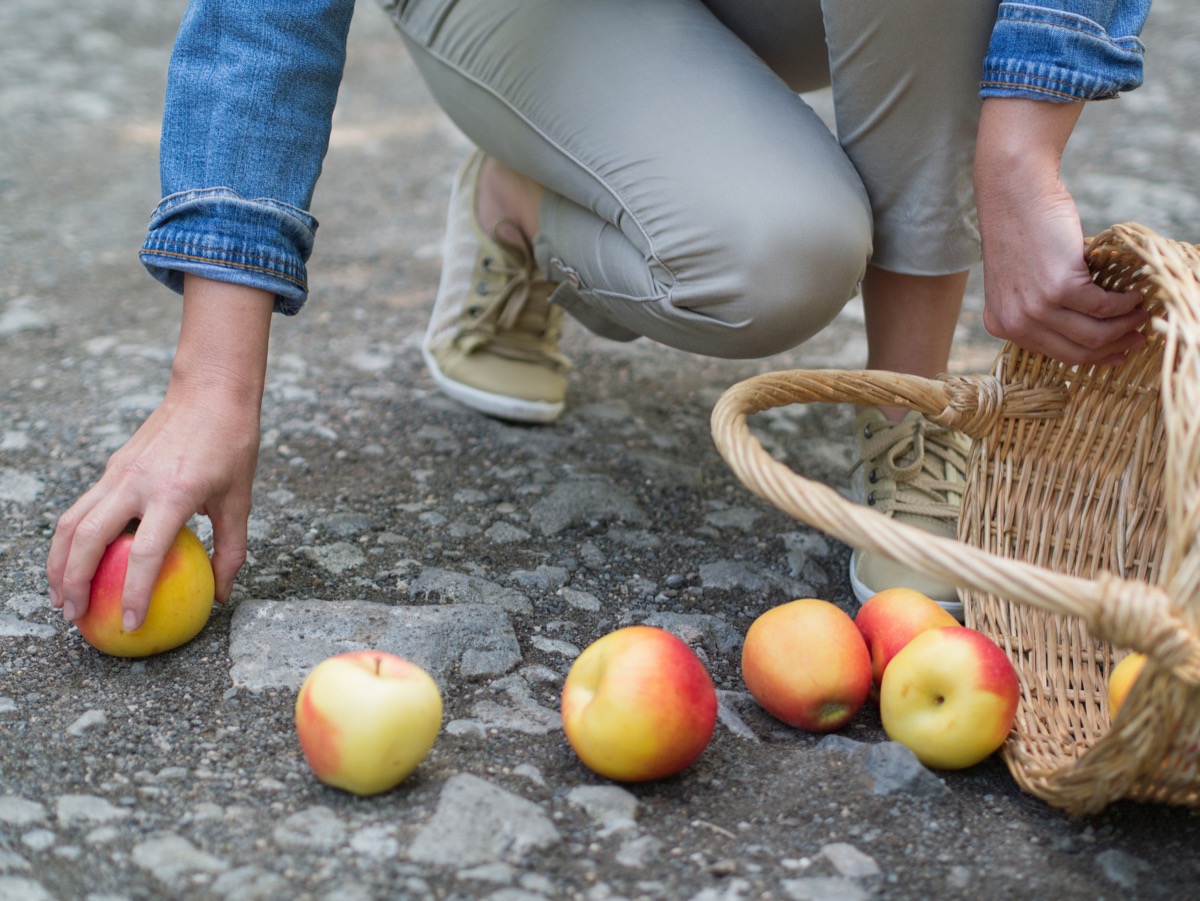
855, 588, 959, 701
561, 626, 717, 782
741, 598, 872, 732
75, 523, 215, 658
880, 626, 1019, 769
1108, 652, 1147, 718
295, 651, 443, 796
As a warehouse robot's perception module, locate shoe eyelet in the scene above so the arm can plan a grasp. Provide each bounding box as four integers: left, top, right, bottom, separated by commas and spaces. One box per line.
868, 469, 878, 484
476, 281, 489, 295
867, 492, 877, 506
863, 425, 873, 439
481, 256, 493, 271
466, 306, 482, 317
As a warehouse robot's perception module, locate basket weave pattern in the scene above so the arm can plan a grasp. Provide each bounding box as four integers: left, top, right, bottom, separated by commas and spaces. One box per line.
710, 223, 1200, 814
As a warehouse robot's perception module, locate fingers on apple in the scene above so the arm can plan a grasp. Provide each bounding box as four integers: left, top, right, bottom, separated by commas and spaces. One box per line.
119, 515, 187, 631
74, 523, 215, 658
208, 510, 249, 604
57, 500, 141, 623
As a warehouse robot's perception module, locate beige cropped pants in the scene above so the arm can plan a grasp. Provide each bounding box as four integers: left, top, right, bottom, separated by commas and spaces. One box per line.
383, 0, 997, 358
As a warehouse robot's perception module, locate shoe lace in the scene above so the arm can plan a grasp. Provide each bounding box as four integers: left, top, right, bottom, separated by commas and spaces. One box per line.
855, 416, 968, 522
457, 220, 569, 369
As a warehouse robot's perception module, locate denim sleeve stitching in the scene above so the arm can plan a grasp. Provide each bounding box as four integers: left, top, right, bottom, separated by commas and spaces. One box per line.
979, 80, 1080, 100
140, 249, 307, 288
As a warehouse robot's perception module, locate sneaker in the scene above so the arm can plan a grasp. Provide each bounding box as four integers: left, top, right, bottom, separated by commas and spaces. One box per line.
848, 407, 970, 619
422, 152, 570, 423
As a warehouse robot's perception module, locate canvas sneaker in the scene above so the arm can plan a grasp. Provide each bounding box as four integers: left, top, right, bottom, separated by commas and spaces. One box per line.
849, 407, 971, 619
422, 152, 570, 423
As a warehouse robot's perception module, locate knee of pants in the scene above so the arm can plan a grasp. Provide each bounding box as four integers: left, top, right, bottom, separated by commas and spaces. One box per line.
667, 198, 872, 361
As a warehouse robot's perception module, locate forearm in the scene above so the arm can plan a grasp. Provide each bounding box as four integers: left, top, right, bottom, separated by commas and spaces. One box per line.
974, 97, 1084, 215
169, 275, 274, 423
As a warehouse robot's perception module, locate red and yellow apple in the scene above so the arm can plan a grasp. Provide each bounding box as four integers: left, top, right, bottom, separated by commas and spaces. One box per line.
561, 626, 717, 782
880, 626, 1019, 769
1108, 652, 1147, 718
295, 651, 443, 796
855, 588, 959, 701
75, 523, 215, 658
741, 598, 872, 732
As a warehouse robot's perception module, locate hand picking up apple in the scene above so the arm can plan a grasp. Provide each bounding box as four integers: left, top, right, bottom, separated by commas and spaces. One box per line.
561, 626, 717, 782
75, 522, 215, 658
855, 588, 959, 702
879, 626, 1020, 770
741, 598, 872, 732
295, 651, 443, 796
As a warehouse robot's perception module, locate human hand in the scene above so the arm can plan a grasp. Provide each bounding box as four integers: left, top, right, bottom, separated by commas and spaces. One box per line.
974, 99, 1148, 366
47, 276, 273, 630
47, 385, 261, 630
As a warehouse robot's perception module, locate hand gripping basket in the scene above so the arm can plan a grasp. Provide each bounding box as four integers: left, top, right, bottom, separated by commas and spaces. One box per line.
710, 222, 1200, 815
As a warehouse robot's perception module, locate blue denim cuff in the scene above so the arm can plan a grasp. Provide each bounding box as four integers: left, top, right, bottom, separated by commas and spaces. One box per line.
139, 188, 318, 315
982, 2, 1146, 102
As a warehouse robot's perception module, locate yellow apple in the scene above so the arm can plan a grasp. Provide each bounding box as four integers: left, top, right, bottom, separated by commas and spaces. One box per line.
855, 588, 959, 702
741, 598, 872, 732
880, 626, 1019, 769
1108, 652, 1147, 718
561, 626, 717, 782
75, 523, 215, 658
295, 651, 443, 796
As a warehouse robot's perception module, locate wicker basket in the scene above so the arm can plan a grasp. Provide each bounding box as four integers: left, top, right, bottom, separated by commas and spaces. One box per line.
710, 222, 1200, 815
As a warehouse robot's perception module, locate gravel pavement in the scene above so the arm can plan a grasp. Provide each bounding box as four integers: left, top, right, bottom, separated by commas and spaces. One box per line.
3, 2, 1200, 900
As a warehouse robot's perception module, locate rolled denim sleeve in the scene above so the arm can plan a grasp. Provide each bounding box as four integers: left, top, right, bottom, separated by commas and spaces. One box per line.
139, 0, 357, 314
981, 1, 1151, 102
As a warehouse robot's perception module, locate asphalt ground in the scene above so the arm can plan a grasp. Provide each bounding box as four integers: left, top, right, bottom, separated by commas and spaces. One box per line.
3, 2, 1200, 900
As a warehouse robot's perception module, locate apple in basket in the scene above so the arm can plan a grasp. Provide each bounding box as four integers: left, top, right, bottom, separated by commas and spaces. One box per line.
561, 626, 718, 782
855, 588, 959, 702
880, 626, 1020, 769
1108, 652, 1147, 718
741, 598, 872, 732
74, 523, 215, 658
295, 651, 443, 796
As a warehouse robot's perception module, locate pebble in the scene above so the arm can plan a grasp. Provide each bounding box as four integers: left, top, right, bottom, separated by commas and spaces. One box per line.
0, 616, 54, 640
408, 774, 560, 866
1096, 848, 1152, 889
567, 785, 639, 835
559, 588, 602, 611
0, 470, 44, 505
781, 876, 869, 901
527, 478, 647, 536
20, 831, 55, 853
816, 736, 951, 799
228, 599, 522, 690
211, 865, 289, 901
409, 567, 533, 614
65, 709, 107, 736
820, 843, 880, 879
0, 298, 50, 335
55, 795, 130, 827
349, 825, 400, 858
272, 806, 347, 850
131, 834, 228, 886
0, 798, 46, 827
0, 877, 55, 901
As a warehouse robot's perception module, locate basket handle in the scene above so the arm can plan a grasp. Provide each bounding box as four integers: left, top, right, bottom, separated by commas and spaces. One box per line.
710, 368, 1200, 686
